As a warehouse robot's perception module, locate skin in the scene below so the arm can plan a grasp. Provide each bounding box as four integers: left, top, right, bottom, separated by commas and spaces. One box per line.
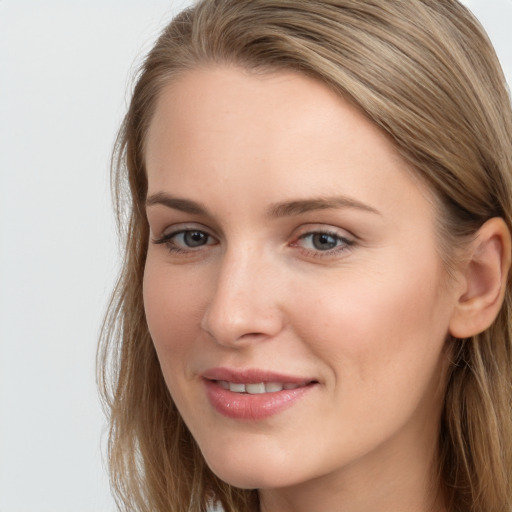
142, 66, 464, 512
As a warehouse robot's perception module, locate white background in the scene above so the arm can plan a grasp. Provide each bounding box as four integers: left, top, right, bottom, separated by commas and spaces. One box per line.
0, 1, 510, 511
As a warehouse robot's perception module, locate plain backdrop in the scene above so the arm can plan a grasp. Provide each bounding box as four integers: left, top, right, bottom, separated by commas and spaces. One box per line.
0, 1, 510, 511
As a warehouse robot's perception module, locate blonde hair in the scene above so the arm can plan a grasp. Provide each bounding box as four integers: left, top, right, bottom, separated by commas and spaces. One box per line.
98, 1, 512, 511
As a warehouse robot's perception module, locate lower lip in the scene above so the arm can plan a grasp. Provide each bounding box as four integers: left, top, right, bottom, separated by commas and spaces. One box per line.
204, 380, 315, 420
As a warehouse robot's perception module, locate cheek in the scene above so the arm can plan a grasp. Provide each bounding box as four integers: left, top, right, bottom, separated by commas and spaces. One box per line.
289, 255, 452, 399
142, 258, 206, 378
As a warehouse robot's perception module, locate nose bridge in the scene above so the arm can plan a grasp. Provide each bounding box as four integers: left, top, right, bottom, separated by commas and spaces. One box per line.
201, 242, 284, 346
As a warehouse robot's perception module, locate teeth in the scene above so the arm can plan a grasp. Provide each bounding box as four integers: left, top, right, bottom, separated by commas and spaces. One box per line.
246, 383, 266, 394
220, 381, 301, 394
265, 382, 284, 392
229, 382, 246, 393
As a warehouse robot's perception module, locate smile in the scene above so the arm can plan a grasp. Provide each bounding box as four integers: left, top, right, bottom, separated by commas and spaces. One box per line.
216, 381, 305, 394
202, 369, 317, 420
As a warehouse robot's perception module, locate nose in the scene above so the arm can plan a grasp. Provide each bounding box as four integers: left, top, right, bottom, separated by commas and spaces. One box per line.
200, 247, 285, 347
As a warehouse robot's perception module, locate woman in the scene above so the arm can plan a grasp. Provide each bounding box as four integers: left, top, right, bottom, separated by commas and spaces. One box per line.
98, 1, 512, 511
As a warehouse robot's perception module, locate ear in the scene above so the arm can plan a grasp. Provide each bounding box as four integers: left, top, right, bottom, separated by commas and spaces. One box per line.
449, 217, 511, 339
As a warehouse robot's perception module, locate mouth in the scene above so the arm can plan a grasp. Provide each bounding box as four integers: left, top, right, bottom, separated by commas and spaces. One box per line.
214, 380, 311, 394
202, 368, 318, 420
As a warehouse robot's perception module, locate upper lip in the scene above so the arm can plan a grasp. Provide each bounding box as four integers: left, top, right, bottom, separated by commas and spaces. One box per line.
202, 367, 316, 385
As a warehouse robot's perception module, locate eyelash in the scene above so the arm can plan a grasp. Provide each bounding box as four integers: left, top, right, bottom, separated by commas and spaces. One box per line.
152, 228, 354, 258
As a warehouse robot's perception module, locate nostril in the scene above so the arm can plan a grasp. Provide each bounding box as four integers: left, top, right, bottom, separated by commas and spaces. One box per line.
239, 332, 266, 339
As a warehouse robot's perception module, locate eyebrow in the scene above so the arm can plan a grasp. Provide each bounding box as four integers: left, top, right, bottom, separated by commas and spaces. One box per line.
267, 196, 380, 218
146, 192, 208, 215
145, 192, 380, 217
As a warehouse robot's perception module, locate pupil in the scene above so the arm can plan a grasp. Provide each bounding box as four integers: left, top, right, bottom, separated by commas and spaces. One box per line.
185, 231, 207, 247
313, 233, 337, 250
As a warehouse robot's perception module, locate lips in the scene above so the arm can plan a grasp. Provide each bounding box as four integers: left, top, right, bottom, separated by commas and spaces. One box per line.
202, 367, 317, 420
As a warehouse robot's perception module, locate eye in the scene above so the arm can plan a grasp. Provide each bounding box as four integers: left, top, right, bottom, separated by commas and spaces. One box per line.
293, 229, 353, 256
152, 228, 217, 253
302, 232, 341, 251
176, 230, 211, 248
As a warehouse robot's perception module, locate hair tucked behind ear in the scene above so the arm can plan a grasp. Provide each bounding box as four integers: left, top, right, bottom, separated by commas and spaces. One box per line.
98, 1, 512, 511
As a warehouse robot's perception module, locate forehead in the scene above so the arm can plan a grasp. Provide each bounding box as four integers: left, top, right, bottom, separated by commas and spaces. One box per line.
146, 65, 394, 153
144, 65, 433, 221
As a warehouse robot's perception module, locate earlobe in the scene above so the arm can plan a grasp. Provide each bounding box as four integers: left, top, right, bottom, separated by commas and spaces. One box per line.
449, 217, 511, 339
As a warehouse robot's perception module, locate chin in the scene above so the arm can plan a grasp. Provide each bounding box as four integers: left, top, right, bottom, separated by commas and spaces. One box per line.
203, 450, 301, 490
212, 471, 295, 491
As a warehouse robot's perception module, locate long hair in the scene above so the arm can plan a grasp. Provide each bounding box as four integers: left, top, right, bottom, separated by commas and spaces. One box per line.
98, 1, 512, 511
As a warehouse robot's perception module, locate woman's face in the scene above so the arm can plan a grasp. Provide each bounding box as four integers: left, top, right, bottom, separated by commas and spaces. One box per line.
143, 67, 461, 497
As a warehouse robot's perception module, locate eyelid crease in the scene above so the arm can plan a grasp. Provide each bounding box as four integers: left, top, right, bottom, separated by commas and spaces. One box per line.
151, 220, 216, 238
298, 230, 353, 242
292, 221, 357, 241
